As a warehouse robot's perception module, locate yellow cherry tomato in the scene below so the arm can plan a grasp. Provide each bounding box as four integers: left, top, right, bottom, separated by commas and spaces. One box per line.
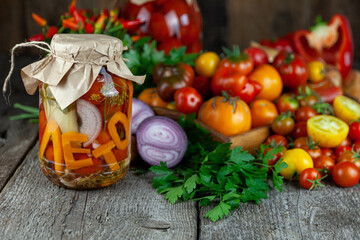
280, 148, 313, 180
307, 61, 325, 83
333, 95, 360, 124
307, 115, 349, 148
195, 52, 220, 78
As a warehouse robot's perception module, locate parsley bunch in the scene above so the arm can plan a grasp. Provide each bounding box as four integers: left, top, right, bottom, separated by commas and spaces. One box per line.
150, 114, 287, 222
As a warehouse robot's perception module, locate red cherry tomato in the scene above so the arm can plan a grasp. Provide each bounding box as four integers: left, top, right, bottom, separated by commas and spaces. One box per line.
265, 134, 289, 148
335, 146, 352, 158
321, 148, 335, 159
273, 52, 308, 89
273, 38, 293, 53
353, 140, 360, 153
298, 95, 319, 107
337, 151, 360, 169
332, 162, 360, 188
349, 121, 360, 141
299, 168, 322, 190
174, 87, 203, 114
295, 106, 317, 122
292, 121, 308, 139
314, 155, 335, 176
276, 93, 299, 115
302, 146, 322, 160
294, 137, 308, 148
244, 47, 268, 67
271, 113, 295, 135
218, 56, 254, 76
264, 147, 286, 167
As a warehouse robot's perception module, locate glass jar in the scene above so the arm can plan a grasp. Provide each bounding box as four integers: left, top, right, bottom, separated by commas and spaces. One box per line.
39, 68, 133, 189
38, 68, 133, 189
123, 0, 202, 54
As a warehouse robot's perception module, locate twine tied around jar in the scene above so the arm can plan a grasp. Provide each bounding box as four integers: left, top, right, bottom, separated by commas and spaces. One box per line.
2, 34, 145, 109
3, 41, 51, 104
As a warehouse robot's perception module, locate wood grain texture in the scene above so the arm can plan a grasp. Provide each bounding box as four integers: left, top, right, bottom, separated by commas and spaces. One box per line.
199, 181, 360, 240
227, 0, 312, 50
0, 55, 39, 190
0, 143, 197, 240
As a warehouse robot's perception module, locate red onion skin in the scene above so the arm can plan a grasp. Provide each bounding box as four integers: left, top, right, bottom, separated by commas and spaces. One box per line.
131, 98, 155, 135
136, 116, 187, 168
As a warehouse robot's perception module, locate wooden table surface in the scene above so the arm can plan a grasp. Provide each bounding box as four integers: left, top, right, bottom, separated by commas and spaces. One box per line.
1, 55, 360, 240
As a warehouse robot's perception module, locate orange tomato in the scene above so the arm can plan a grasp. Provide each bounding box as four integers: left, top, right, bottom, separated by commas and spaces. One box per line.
138, 88, 168, 107
198, 96, 251, 136
249, 64, 283, 101
250, 99, 278, 128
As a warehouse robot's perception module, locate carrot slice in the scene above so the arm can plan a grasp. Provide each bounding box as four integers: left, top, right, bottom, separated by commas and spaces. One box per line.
39, 119, 64, 174
62, 131, 93, 170
107, 112, 129, 150
92, 141, 120, 171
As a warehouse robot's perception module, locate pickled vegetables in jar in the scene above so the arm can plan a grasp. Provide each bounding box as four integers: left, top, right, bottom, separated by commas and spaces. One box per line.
39, 68, 134, 189
123, 0, 202, 54
14, 34, 145, 189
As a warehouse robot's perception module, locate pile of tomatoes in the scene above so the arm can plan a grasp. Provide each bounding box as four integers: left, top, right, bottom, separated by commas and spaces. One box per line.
137, 43, 360, 190
265, 94, 360, 189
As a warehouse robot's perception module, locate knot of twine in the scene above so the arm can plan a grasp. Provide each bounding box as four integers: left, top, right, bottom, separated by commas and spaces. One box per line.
3, 41, 51, 104
2, 41, 129, 105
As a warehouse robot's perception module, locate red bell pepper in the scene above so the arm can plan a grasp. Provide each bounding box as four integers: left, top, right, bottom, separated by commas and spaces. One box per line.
286, 14, 353, 78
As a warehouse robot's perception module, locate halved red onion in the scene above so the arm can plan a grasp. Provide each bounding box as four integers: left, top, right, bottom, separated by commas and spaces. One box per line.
131, 98, 155, 135
136, 116, 187, 168
76, 99, 102, 147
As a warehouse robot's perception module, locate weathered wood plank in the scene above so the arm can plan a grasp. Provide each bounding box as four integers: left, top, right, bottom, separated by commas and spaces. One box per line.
0, 55, 39, 190
227, 0, 312, 50
0, 143, 197, 240
199, 181, 360, 239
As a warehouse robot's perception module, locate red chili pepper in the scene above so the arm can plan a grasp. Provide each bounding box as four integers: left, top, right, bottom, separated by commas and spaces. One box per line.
109, 9, 119, 23
62, 18, 78, 31
236, 80, 262, 104
46, 26, 58, 39
28, 33, 45, 42
69, 0, 76, 15
103, 9, 109, 18
73, 10, 84, 28
32, 13, 47, 27
94, 14, 107, 34
119, 19, 142, 30
286, 14, 353, 78
85, 22, 94, 33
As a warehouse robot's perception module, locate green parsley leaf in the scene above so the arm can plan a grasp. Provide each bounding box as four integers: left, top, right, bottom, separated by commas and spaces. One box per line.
184, 174, 200, 194
205, 201, 231, 222
165, 186, 184, 204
